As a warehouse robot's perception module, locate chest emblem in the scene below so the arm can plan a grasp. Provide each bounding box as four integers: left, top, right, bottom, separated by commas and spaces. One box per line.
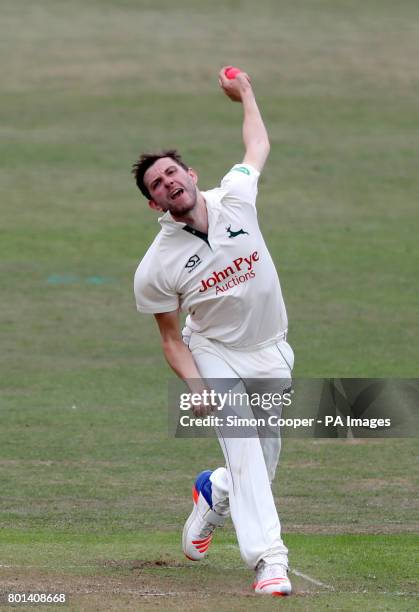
226, 224, 249, 239
185, 254, 202, 273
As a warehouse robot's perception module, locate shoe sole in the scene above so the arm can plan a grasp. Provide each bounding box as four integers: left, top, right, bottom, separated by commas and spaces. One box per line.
183, 479, 222, 561
182, 488, 205, 561
254, 588, 291, 597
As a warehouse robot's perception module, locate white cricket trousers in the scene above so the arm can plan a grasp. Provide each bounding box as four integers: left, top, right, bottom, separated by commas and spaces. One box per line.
187, 332, 294, 570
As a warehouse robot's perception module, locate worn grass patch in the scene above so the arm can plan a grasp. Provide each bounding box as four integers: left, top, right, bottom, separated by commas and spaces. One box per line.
0, 533, 417, 610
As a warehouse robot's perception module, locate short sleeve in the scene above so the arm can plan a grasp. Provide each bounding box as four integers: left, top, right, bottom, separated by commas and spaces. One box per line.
220, 163, 260, 207
134, 250, 179, 314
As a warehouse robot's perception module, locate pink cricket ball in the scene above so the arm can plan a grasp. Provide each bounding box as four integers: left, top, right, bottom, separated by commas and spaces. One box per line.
224, 66, 242, 80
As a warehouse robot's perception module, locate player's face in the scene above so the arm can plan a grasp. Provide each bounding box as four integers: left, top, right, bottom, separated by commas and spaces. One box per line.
144, 158, 198, 217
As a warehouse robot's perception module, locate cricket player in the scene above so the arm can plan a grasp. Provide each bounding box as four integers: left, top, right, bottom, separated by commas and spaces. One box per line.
132, 67, 294, 596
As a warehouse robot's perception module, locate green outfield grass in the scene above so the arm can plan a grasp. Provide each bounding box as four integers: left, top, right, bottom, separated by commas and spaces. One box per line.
1, 531, 418, 610
1, 0, 418, 609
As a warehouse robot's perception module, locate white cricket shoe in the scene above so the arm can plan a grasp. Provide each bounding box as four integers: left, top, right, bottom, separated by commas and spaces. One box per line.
182, 470, 227, 561
253, 560, 292, 596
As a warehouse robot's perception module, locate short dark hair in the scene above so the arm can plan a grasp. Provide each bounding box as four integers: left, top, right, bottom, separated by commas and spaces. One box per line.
131, 149, 189, 199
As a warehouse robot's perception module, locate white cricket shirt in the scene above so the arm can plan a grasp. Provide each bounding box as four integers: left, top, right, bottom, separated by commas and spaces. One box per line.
134, 164, 288, 349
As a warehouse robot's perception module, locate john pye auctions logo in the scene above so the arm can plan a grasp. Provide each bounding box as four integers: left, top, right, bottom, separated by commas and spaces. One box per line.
199, 251, 259, 294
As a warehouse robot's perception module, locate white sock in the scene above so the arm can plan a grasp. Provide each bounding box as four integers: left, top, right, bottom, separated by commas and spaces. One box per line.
210, 467, 230, 515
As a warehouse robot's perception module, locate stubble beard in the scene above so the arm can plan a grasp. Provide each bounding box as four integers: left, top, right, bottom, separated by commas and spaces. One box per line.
168, 186, 197, 220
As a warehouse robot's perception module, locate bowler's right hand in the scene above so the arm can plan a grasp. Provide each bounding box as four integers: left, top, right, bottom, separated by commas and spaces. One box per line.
218, 66, 252, 103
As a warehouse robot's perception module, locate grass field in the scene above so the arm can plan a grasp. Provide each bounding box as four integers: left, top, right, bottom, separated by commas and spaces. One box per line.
1, 0, 418, 609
